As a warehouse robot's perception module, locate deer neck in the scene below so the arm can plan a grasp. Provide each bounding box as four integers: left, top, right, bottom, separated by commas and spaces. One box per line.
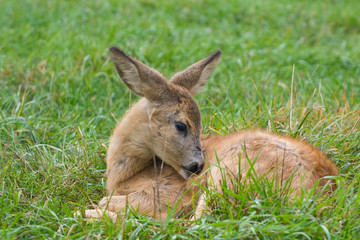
106, 99, 155, 192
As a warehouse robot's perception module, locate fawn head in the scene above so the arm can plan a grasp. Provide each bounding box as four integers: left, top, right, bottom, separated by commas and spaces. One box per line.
109, 47, 221, 179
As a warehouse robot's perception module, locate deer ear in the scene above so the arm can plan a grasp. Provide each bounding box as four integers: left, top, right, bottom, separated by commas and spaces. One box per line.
109, 46, 169, 101
170, 50, 221, 95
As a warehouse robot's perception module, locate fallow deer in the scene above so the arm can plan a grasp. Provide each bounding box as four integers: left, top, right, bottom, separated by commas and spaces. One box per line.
81, 47, 338, 221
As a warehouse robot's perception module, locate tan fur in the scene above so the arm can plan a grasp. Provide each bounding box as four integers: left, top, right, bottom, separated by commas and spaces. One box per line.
80, 48, 338, 221
194, 130, 338, 217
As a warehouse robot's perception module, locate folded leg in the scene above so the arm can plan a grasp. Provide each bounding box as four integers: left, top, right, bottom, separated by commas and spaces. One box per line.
91, 190, 170, 220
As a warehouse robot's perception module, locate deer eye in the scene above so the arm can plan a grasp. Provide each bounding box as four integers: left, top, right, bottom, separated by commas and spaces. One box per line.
175, 121, 187, 134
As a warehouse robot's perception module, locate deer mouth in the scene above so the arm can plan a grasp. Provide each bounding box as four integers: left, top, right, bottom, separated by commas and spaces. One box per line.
179, 162, 204, 179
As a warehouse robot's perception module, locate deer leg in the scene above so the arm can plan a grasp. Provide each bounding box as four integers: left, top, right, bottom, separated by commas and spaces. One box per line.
191, 193, 207, 220
98, 190, 169, 219
76, 196, 130, 222
81, 209, 118, 222
98, 195, 128, 212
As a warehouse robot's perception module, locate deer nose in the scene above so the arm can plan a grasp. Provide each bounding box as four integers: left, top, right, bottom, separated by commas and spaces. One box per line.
182, 162, 204, 175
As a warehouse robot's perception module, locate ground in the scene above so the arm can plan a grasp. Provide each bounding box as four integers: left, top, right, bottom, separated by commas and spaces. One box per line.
1, 0, 359, 239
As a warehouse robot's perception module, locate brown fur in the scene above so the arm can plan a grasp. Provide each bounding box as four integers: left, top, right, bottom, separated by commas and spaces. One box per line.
80, 48, 338, 221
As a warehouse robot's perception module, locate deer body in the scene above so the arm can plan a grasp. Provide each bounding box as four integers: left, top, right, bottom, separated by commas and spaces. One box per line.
82, 48, 338, 221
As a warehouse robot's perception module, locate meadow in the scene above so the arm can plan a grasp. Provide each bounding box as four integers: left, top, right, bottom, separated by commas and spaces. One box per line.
1, 0, 359, 239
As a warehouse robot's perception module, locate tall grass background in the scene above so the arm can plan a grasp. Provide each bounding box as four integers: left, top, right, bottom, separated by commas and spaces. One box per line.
1, 0, 359, 238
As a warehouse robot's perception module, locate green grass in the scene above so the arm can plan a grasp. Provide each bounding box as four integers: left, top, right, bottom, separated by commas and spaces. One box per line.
1, 0, 359, 238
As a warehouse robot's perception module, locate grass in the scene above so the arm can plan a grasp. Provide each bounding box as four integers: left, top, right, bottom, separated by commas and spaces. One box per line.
1, 0, 359, 238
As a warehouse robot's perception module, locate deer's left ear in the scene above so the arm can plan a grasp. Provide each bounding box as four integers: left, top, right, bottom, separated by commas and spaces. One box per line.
170, 50, 221, 95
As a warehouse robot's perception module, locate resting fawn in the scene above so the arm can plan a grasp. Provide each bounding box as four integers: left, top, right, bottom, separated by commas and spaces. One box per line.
82, 47, 338, 221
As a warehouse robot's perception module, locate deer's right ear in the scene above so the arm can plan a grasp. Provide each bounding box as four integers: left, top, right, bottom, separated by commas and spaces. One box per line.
109, 46, 169, 101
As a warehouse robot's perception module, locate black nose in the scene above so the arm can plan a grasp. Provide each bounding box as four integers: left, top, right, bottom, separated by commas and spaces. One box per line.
182, 162, 204, 175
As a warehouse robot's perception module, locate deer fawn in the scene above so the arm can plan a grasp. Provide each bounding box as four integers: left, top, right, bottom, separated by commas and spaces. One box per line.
81, 47, 338, 221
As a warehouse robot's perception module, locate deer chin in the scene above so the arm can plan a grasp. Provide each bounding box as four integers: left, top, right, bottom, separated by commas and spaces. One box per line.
179, 168, 192, 179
